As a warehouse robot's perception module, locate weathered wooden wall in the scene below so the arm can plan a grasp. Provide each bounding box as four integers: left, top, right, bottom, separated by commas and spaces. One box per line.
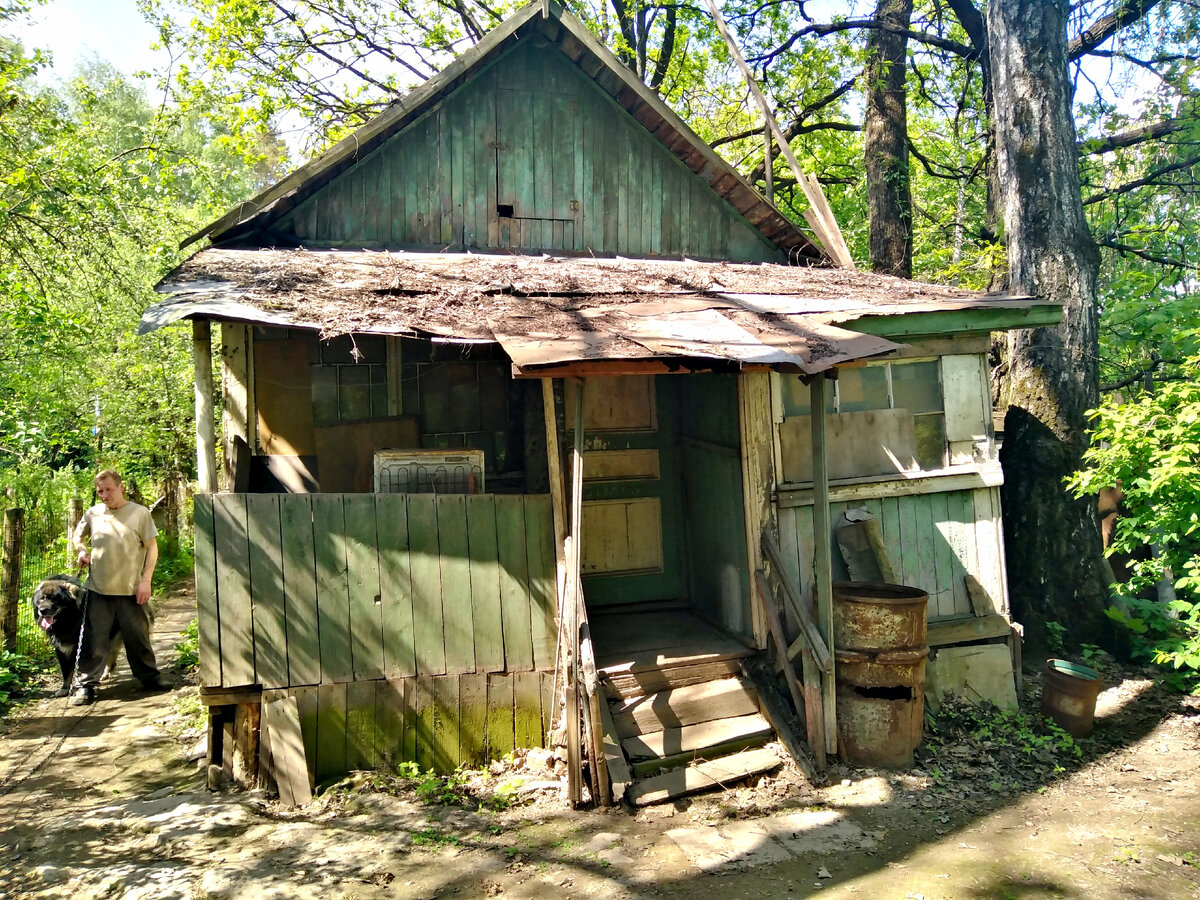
270, 39, 782, 262
774, 485, 1008, 623
195, 492, 557, 774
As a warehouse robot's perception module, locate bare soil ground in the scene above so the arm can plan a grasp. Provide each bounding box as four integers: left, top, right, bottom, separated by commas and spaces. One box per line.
1, 583, 1198, 900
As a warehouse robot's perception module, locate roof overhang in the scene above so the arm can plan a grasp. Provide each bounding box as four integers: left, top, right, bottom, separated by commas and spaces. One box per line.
145, 248, 1063, 377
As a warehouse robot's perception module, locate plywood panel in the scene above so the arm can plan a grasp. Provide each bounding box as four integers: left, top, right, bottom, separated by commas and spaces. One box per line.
566, 375, 656, 432
246, 494, 288, 688
344, 495, 385, 680
255, 338, 316, 457
312, 494, 353, 683
313, 417, 420, 492
943, 355, 990, 443
581, 497, 664, 576
780, 409, 918, 484
376, 496, 416, 678
193, 495, 221, 688
280, 496, 321, 687
213, 494, 254, 687
582, 448, 660, 481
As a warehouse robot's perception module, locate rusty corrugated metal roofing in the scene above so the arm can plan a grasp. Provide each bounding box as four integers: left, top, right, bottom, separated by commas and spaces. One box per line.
144, 248, 1055, 375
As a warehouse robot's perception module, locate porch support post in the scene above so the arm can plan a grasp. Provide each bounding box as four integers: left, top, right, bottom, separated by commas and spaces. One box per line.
193, 320, 217, 495
565, 377, 586, 806
541, 378, 569, 624
738, 372, 774, 647
809, 372, 837, 756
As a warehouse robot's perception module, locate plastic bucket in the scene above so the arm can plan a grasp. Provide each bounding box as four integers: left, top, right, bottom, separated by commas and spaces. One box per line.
1041, 659, 1102, 738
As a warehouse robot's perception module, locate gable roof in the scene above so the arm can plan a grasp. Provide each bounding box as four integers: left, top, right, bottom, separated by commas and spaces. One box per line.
185, 0, 823, 263
144, 248, 1063, 377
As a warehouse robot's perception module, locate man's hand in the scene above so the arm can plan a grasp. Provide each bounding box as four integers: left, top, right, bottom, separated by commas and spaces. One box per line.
76, 549, 91, 568
136, 579, 152, 605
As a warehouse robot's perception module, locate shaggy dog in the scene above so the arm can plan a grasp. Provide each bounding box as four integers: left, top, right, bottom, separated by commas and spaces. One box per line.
30, 574, 124, 697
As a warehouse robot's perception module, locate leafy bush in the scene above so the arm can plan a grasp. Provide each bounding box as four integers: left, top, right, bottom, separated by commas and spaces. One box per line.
1069, 345, 1200, 692
174, 618, 199, 672
0, 650, 41, 713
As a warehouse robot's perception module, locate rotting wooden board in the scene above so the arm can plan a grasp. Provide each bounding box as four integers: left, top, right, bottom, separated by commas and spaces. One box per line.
631, 731, 774, 779
927, 613, 1010, 646
598, 691, 632, 804
611, 677, 759, 737
602, 659, 741, 700
622, 712, 773, 760
627, 746, 782, 806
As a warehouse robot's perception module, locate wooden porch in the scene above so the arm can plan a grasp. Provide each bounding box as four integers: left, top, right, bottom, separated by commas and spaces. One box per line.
589, 607, 783, 805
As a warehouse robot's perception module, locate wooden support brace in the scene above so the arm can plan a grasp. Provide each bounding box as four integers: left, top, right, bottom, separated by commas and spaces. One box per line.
761, 532, 833, 674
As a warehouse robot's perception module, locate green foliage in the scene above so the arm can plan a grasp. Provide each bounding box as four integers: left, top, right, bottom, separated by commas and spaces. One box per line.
414, 768, 471, 806
174, 618, 200, 672
1070, 349, 1200, 691
410, 827, 459, 847
0, 650, 41, 713
1045, 621, 1067, 653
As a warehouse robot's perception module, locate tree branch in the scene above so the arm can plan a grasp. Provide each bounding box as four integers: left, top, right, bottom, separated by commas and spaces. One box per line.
1068, 0, 1164, 61
1083, 152, 1200, 204
752, 18, 975, 67
1079, 119, 1187, 154
1096, 237, 1198, 270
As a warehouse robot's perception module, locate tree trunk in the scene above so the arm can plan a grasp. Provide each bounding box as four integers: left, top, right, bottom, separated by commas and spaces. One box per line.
863, 0, 914, 277
987, 0, 1111, 649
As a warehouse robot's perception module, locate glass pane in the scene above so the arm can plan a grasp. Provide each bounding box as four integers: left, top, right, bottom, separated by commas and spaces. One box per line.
914, 414, 947, 470
339, 365, 372, 421
780, 376, 834, 418
353, 334, 387, 364
836, 366, 889, 413
892, 360, 942, 414
321, 335, 356, 365
310, 366, 338, 427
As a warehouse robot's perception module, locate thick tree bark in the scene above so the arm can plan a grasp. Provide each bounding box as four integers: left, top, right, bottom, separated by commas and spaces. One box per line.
863, 0, 914, 277
988, 0, 1112, 649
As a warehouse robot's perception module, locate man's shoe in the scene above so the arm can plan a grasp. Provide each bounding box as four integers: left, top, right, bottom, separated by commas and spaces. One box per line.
70, 686, 96, 706
140, 676, 172, 692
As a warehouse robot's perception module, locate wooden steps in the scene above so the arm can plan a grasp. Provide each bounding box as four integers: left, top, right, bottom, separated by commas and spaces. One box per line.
601, 671, 780, 805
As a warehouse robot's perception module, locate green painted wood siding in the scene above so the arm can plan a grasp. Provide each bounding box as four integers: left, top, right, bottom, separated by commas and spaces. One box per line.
195, 492, 557, 691
774, 486, 1009, 625
271, 39, 783, 262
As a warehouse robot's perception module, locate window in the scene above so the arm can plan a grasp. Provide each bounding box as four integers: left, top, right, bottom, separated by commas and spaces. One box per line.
310, 334, 389, 426
780, 359, 948, 478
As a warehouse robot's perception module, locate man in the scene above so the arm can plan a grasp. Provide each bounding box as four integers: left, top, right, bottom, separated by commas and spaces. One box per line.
70, 470, 169, 706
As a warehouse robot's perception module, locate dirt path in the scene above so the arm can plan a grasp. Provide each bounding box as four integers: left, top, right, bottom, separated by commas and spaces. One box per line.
1, 587, 1198, 900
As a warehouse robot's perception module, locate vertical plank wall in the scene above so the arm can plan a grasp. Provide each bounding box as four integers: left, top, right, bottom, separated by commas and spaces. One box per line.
194, 492, 558, 776
774, 487, 1008, 624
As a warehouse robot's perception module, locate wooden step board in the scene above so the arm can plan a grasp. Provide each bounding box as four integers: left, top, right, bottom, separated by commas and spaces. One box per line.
622, 712, 773, 760
604, 659, 742, 701
611, 677, 758, 737
626, 747, 782, 806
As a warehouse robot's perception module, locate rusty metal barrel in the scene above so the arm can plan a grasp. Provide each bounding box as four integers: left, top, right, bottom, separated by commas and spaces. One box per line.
832, 582, 929, 769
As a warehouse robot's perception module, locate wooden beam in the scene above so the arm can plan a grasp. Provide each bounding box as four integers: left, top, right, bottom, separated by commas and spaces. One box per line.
844, 303, 1064, 339
927, 613, 1012, 647
809, 373, 837, 757
565, 378, 586, 807
193, 320, 217, 495
777, 464, 1005, 507
220, 323, 255, 492
753, 572, 809, 729
760, 533, 833, 673
597, 690, 632, 803
739, 373, 774, 649
542, 377, 569, 741
703, 0, 854, 269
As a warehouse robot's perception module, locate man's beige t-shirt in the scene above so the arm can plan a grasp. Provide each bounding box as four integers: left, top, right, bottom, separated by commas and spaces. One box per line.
74, 502, 158, 596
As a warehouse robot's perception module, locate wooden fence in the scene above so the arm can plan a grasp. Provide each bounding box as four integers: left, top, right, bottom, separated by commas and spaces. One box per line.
195, 492, 559, 774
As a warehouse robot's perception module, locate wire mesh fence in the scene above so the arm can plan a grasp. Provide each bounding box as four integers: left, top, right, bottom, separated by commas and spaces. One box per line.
7, 503, 77, 658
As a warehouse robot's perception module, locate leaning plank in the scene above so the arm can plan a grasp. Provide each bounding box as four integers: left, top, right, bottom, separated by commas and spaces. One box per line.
622, 713, 773, 760
761, 534, 833, 673
627, 747, 782, 807
597, 694, 632, 804
611, 678, 758, 737
928, 613, 1011, 647
752, 570, 808, 728
262, 694, 313, 807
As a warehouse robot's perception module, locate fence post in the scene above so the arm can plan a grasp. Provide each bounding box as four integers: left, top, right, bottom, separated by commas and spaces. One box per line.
1, 507, 25, 652
68, 497, 83, 541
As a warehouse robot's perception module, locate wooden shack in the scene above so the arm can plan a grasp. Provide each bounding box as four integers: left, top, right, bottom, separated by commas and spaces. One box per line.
142, 1, 1062, 803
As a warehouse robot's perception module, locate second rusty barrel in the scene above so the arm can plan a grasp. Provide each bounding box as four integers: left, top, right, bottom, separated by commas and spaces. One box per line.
832, 582, 929, 769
